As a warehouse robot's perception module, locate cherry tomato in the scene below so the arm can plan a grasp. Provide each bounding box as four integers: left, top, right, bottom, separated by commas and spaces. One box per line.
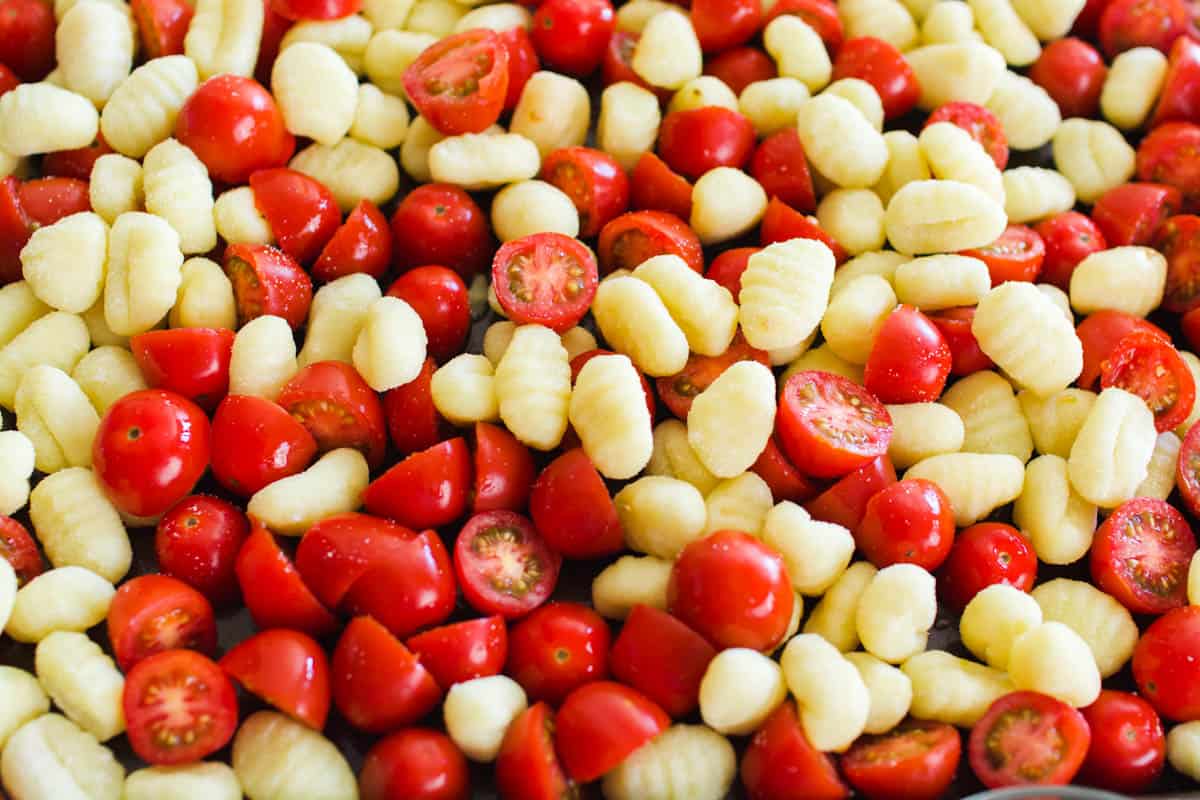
1029, 37, 1107, 119
1151, 34, 1200, 127
223, 243, 313, 330
506, 602, 609, 705
705, 246, 758, 301
41, 134, 113, 181
0, 517, 42, 587
364, 438, 472, 529
406, 616, 507, 689
1076, 310, 1171, 389
17, 177, 91, 227
123, 650, 239, 766
601, 30, 656, 93
404, 30, 509, 135
1078, 690, 1166, 794
704, 46, 777, 94
106, 574, 216, 672
778, 370, 893, 478
1091, 497, 1196, 614
752, 436, 820, 504
391, 184, 492, 279
749, 129, 817, 213
491, 232, 598, 333
609, 604, 716, 718
541, 146, 630, 237
495, 703, 575, 800
843, 721, 962, 800
1178, 421, 1200, 518
657, 333, 770, 419
249, 168, 340, 265
277, 361, 387, 468
1099, 0, 1190, 56
555, 681, 669, 782
131, 327, 234, 410
1035, 211, 1108, 290
857, 478, 955, 571
804, 455, 895, 531
759, 197, 846, 262
235, 525, 339, 636
1101, 330, 1196, 432
597, 210, 704, 274
1138, 122, 1200, 212
831, 36, 920, 119
383, 358, 446, 456
865, 305, 952, 404
529, 448, 623, 559
930, 306, 995, 377
1092, 182, 1182, 246
210, 394, 317, 497
454, 510, 562, 618
93, 390, 210, 518
691, 0, 761, 52
271, 0, 358, 20
0, 0, 54, 81
530, 0, 614, 75
969, 691, 1091, 788
332, 616, 443, 732
1072, 0, 1109, 37
499, 26, 539, 112
764, 0, 844, 50
130, 0, 192, 57
473, 422, 535, 513
0, 177, 27, 284
255, 0, 292, 85
175, 75, 295, 185
1135, 605, 1200, 720
630, 152, 693, 222
938, 522, 1037, 611
960, 224, 1046, 285
220, 629, 331, 729
1155, 214, 1200, 311
0, 62, 15, 99
156, 495, 249, 604
361, 729, 470, 800
385, 266, 470, 363
312, 199, 392, 283
925, 102, 1009, 170
741, 701, 849, 800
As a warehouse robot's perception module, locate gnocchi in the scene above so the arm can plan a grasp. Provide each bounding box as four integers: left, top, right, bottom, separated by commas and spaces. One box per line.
687, 361, 776, 478
0, 666, 50, 750
591, 555, 673, 619
803, 561, 878, 652
29, 467, 131, 583
1013, 454, 1099, 565
602, 724, 737, 800
886, 402, 965, 468
1068, 387, 1157, 508
845, 652, 913, 735
1007, 621, 1102, 707
15, 365, 100, 473
972, 281, 1083, 396
6, 567, 115, 644
699, 648, 787, 735
443, 675, 528, 762
592, 276, 689, 376
884, 179, 1007, 254
703, 472, 774, 537
352, 295, 427, 391
229, 314, 299, 400
34, 631, 124, 742
432, 354, 500, 425
739, 238, 836, 351
856, 564, 938, 664
246, 448, 370, 536
123, 763, 243, 800
904, 452, 1024, 526
646, 419, 720, 495
494, 325, 572, 450
0, 714, 124, 800
20, 212, 108, 314
232, 711, 356, 800
1032, 578, 1139, 678
761, 502, 855, 595
633, 255, 738, 356
902, 651, 1014, 726
958, 583, 1043, 670
616, 476, 708, 560
780, 633, 870, 752
939, 370, 1033, 462
570, 354, 654, 480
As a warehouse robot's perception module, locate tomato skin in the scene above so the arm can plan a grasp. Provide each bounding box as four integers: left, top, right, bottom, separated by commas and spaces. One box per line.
235, 525, 339, 636
391, 184, 493, 280
404, 30, 509, 135
705, 246, 758, 301
249, 168, 341, 265
842, 721, 962, 800
691, 0, 762, 52
529, 448, 623, 559
255, 0, 292, 85
42, 134, 113, 181
751, 436, 820, 504
0, 177, 27, 284
131, 0, 193, 57
506, 602, 609, 705
1151, 35, 1200, 127
499, 26, 539, 112
960, 224, 1045, 286
332, 616, 444, 733
175, 75, 295, 185
759, 197, 846, 263
749, 130, 817, 213
555, 681, 670, 782
210, 395, 318, 497
131, 327, 235, 410
311, 200, 392, 283
609, 604, 716, 718
925, 102, 1009, 170
938, 522, 1037, 611
597, 210, 704, 275
220, 629, 331, 729
0, 0, 54, 81
1034, 211, 1108, 290
271, 0, 358, 20
1099, 0, 1190, 56
741, 701, 849, 800
223, 243, 314, 330
778, 371, 893, 479
1090, 497, 1197, 615
491, 232, 599, 333
630, 152, 693, 224
361, 729, 470, 800
857, 478, 955, 571
107, 574, 217, 672
1092, 182, 1182, 246
804, 455, 896, 532
18, 177, 91, 228
385, 266, 470, 363
930, 306, 995, 377
530, 0, 614, 76
1135, 606, 1200, 720
656, 333, 770, 419
0, 517, 44, 587
542, 146, 630, 238
473, 422, 535, 513
277, 360, 387, 469
156, 495, 250, 605
1100, 330, 1196, 432
1155, 214, 1200, 311
704, 46, 777, 94
495, 703, 575, 800
364, 438, 472, 530
1179, 422, 1200, 518
1029, 37, 1107, 119
968, 691, 1091, 788
831, 37, 920, 119
383, 359, 446, 456
1078, 690, 1166, 794
1076, 310, 1170, 390
1138, 122, 1200, 212
406, 616, 507, 689
865, 306, 952, 404
455, 510, 562, 618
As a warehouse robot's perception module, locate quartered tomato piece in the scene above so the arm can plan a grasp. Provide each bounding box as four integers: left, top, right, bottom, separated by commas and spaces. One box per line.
609, 604, 716, 718
220, 629, 331, 729
691, 0, 762, 53
704, 46, 777, 95
630, 152, 693, 222
361, 729, 470, 800
107, 575, 217, 672
156, 496, 249, 605
390, 184, 493, 279
1151, 35, 1200, 127
404, 30, 509, 135
938, 522, 1037, 611
455, 510, 562, 618
131, 0, 193, 57
1091, 497, 1197, 615
1092, 182, 1182, 246
857, 478, 955, 571
832, 36, 920, 119
597, 210, 704, 274
1134, 606, 1200, 720
223, 243, 313, 330
1101, 330, 1196, 432
751, 436, 820, 504
864, 305, 952, 404
843, 721, 962, 800
930, 306, 994, 377
541, 146, 630, 237
250, 168, 341, 265
925, 102, 1009, 170
491, 232, 598, 333
705, 246, 758, 301
555, 682, 669, 783
759, 197, 846, 262
1099, 0, 1190, 56
1138, 122, 1200, 212
778, 371, 893, 478
332, 616, 443, 733
804, 454, 896, 531
741, 701, 849, 800
968, 691, 1091, 788
1035, 211, 1108, 290
0, 517, 43, 586
656, 334, 769, 419
960, 224, 1045, 285
1076, 309, 1170, 390
750, 129, 817, 214
529, 448, 623, 559
175, 75, 295, 185
495, 703, 576, 800
384, 358, 446, 456
473, 422, 536, 513
210, 395, 318, 497
18, 177, 91, 228
1029, 37, 1107, 119
406, 615, 508, 688
530, 0, 614, 76
277, 361, 387, 468
131, 327, 235, 410
763, 0, 844, 51
364, 438, 472, 529
657, 107, 757, 181
235, 526, 339, 636
312, 199, 392, 283
1078, 690, 1166, 794
1155, 214, 1200, 311
41, 134, 113, 181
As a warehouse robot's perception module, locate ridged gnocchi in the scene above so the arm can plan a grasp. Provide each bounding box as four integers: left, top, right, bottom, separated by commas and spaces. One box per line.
592, 276, 689, 376
35, 631, 125, 741
1068, 387, 1157, 508
20, 212, 108, 314
570, 354, 653, 480
803, 561, 878, 652
123, 763, 243, 800
0, 714, 124, 800
904, 452, 1024, 526
232, 711, 356, 800
740, 239, 836, 351
29, 467, 131, 582
602, 725, 736, 800
246, 448, 370, 536
1032, 578, 1139, 678
902, 650, 1014, 726
1013, 454, 1098, 565
959, 583, 1043, 670
6, 566, 115, 644
780, 633, 870, 752
494, 325, 571, 450
15, 365, 100, 473
687, 361, 776, 478
940, 370, 1033, 462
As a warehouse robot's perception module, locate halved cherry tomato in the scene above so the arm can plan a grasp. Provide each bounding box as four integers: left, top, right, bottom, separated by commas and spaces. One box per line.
542, 146, 630, 237
271, 0, 358, 20
857, 478, 955, 571
601, 30, 654, 92
0, 517, 42, 587
495, 703, 575, 800
763, 0, 844, 50
751, 436, 820, 504
250, 168, 341, 265
223, 243, 313, 330
1078, 690, 1166, 794
364, 438, 472, 529
704, 46, 777, 94
107, 575, 217, 672
1101, 330, 1196, 432
843, 721, 962, 800
630, 152, 693, 222
1156, 214, 1200, 311
1099, 0, 1190, 56
555, 681, 670, 782
778, 370, 893, 478
1091, 497, 1196, 614
1178, 421, 1200, 518
759, 197, 846, 262
691, 0, 761, 52
131, 327, 235, 410
499, 26, 539, 111
1151, 35, 1200, 127
156, 495, 249, 605
1029, 37, 1107, 119
473, 422, 535, 513
384, 358, 446, 456
391, 184, 493, 279
1035, 211, 1108, 290
332, 616, 443, 732
123, 650, 239, 766
176, 75, 295, 185
221, 629, 331, 729
705, 246, 758, 301
750, 130, 817, 213
312, 199, 392, 282
210, 395, 318, 497
277, 361, 387, 468
960, 224, 1046, 285
131, 0, 193, 57
1138, 122, 1200, 212
507, 602, 609, 705
386, 266, 470, 363
865, 306, 952, 404
361, 729, 470, 800
406, 615, 507, 688
0, 0, 54, 81
656, 334, 769, 419
18, 177, 91, 228
925, 102, 1009, 169
404, 30, 509, 135
968, 691, 1091, 788
1136, 606, 1200, 720
741, 701, 849, 800
530, 0, 614, 75
832, 37, 920, 119
455, 510, 562, 618
491, 232, 598, 332
804, 455, 895, 531
570, 349, 655, 425
930, 306, 995, 377
597, 210, 704, 274
1092, 182, 1182, 246
41, 134, 113, 181
609, 604, 716, 718
938, 522, 1037, 611
235, 525, 339, 636
1076, 310, 1171, 389
529, 448, 623, 559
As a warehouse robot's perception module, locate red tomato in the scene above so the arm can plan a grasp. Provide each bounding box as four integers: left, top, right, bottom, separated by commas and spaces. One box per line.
1135, 605, 1200, 720
865, 306, 952, 404
1029, 37, 1107, 119
255, 0, 292, 85
741, 701, 849, 800
930, 307, 995, 377
473, 422, 535, 513
0, 177, 27, 284
938, 522, 1037, 611
495, 703, 575, 800
630, 152, 693, 222
361, 729, 470, 800
542, 146, 631, 237
657, 334, 770, 419
1035, 211, 1108, 290
857, 478, 955, 571
131, 327, 234, 410
751, 436, 820, 504
1076, 310, 1171, 389
506, 602, 609, 704
383, 358, 446, 456
764, 0, 844, 50
499, 26, 539, 112
364, 439, 472, 529
759, 197, 846, 262
93, 390, 210, 518
107, 574, 217, 672
220, 629, 331, 729
1078, 690, 1166, 794
831, 37, 920, 119
804, 455, 896, 531
969, 691, 1091, 788
332, 616, 443, 732
175, 75, 295, 185
0, 0, 54, 80
1156, 214, 1200, 311
1092, 182, 1182, 246
843, 721, 962, 800
925, 102, 1009, 169
609, 604, 716, 717
750, 130, 817, 213
385, 266, 469, 363
41, 134, 113, 181
1072, 0, 1109, 37
0, 517, 42, 587
704, 46, 777, 94
271, 0, 358, 20
235, 525, 339, 636
1099, 0, 1190, 56
17, 177, 91, 227
404, 30, 509, 135
1138, 122, 1200, 212
1151, 35, 1200, 126
959, 224, 1046, 285
529, 448, 623, 559
778, 371, 893, 478
130, 0, 193, 57
0, 62, 15, 98
156, 495, 249, 605
597, 210, 704, 274
277, 361, 387, 468
555, 681, 670, 782
601, 30, 653, 92
391, 184, 492, 279
210, 395, 317, 497
1091, 497, 1196, 614
454, 510, 561, 618
312, 200, 393, 282
249, 168, 341, 265
691, 0, 761, 52
1101, 330, 1196, 432
1179, 421, 1200, 518
406, 616, 507, 688
122, 650, 238, 766
530, 0, 614, 75
669, 530, 794, 651
223, 243, 313, 330
705, 246, 758, 301
491, 232, 598, 333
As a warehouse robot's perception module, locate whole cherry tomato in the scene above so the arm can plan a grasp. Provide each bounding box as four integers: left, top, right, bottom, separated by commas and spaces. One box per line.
1137, 122, 1200, 211
690, 0, 761, 53
130, 0, 193, 57
472, 422, 535, 513
597, 210, 704, 274
968, 691, 1091, 788
630, 152, 693, 221
530, 0, 614, 76
0, 0, 54, 81
1092, 182, 1182, 246
210, 395, 318, 497
1135, 606, 1200, 720
131, 327, 235, 410
1099, 0, 1190, 56
1078, 690, 1166, 794
832, 37, 920, 119
455, 510, 562, 618
383, 358, 447, 456
223, 243, 313, 330
271, 0, 358, 20
156, 495, 250, 604
938, 522, 1037, 611
864, 306, 952, 404
0, 517, 43, 586
312, 200, 393, 283
406, 616, 508, 689
249, 168, 341, 265
657, 107, 758, 181
843, 721, 962, 800
386, 266, 470, 363
1151, 35, 1200, 127
507, 602, 609, 704
391, 184, 493, 279
778, 371, 893, 478
749, 129, 817, 213
925, 102, 1009, 169
221, 629, 331, 729
857, 478, 955, 571
741, 701, 849, 800
704, 46, 777, 94
360, 729, 470, 800
529, 448, 623, 559
235, 525, 339, 636
277, 361, 387, 468
491, 232, 598, 332
609, 604, 716, 717
554, 682, 669, 782
404, 30, 509, 135
363, 438, 472, 530
332, 616, 443, 733
495, 703, 575, 800
541, 146, 630, 237
175, 75, 295, 184
1029, 37, 1107, 118
1035, 211, 1108, 290
930, 307, 995, 377
107, 574, 217, 671
1091, 497, 1196, 614
960, 224, 1045, 286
